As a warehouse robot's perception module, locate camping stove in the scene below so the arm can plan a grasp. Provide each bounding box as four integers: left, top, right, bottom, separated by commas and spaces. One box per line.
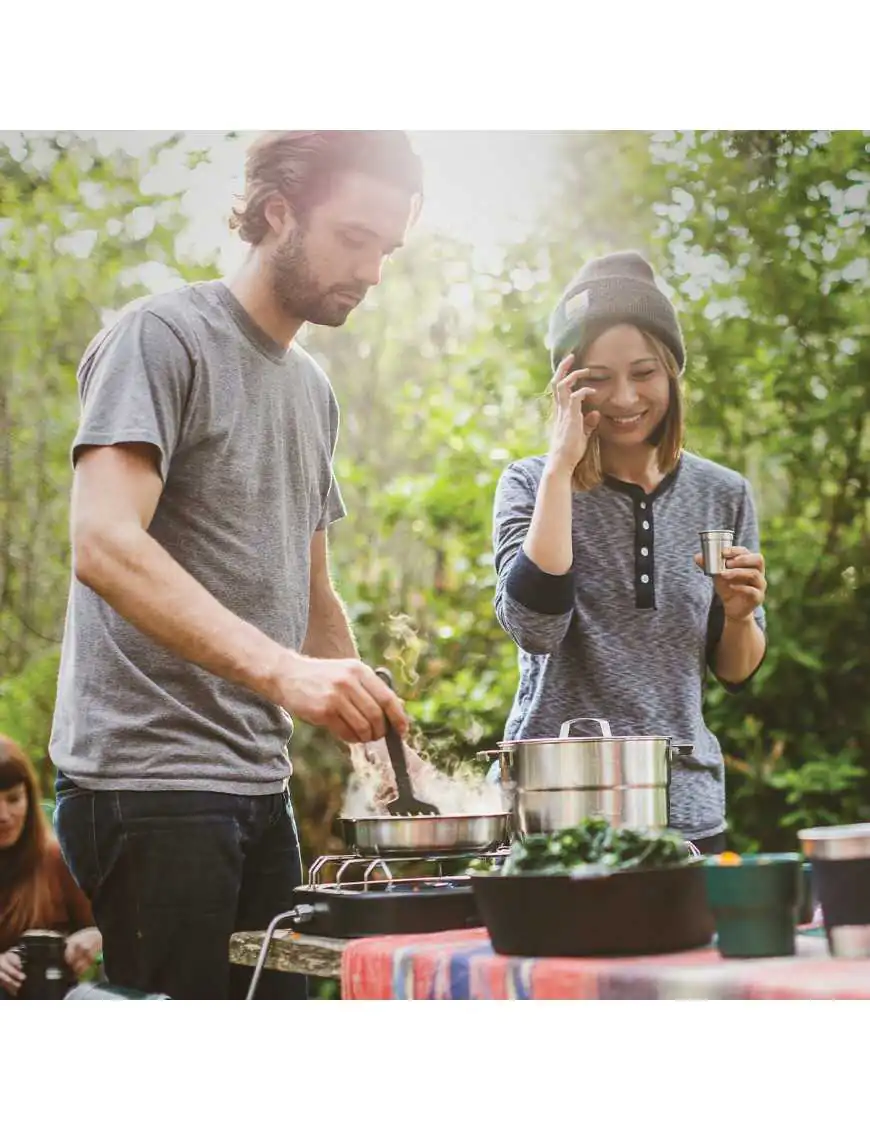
244, 848, 506, 999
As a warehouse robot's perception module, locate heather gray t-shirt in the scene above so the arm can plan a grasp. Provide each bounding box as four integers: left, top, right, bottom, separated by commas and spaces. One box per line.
49, 281, 346, 794
491, 452, 766, 842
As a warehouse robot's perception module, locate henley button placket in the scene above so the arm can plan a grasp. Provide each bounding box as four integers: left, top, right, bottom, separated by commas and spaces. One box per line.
604, 464, 681, 612
635, 496, 656, 609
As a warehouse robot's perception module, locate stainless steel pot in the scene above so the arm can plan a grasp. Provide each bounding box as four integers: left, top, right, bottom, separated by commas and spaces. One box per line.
494, 717, 701, 791
481, 718, 716, 834
515, 785, 668, 835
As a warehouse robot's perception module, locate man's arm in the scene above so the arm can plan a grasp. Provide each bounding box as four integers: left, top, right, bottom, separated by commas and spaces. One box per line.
302, 530, 359, 660
72, 443, 407, 743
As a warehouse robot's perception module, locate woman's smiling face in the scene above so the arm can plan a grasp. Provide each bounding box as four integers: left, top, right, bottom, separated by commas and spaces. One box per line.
581, 324, 672, 448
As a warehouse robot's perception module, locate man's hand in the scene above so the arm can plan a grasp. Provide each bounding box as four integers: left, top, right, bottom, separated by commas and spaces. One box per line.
272, 655, 409, 744
64, 927, 102, 978
0, 949, 25, 996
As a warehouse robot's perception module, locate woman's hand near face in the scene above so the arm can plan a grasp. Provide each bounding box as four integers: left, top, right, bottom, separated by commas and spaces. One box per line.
546, 354, 601, 479
0, 949, 25, 996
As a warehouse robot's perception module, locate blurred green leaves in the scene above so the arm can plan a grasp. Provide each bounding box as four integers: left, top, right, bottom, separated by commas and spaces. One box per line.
0, 132, 217, 790
2, 130, 870, 856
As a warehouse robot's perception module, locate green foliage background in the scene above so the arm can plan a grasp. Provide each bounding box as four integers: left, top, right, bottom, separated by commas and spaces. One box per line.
2, 130, 869, 859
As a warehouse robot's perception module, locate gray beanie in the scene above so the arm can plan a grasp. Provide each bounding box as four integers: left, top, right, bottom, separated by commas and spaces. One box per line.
548, 251, 685, 374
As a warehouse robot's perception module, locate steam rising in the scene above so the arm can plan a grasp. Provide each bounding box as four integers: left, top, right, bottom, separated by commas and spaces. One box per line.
342, 739, 507, 818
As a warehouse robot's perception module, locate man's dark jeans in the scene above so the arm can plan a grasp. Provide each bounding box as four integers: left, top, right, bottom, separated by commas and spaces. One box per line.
54, 774, 306, 1000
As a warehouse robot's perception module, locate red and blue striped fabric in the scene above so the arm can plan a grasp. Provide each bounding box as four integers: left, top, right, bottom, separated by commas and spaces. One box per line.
341, 928, 870, 1000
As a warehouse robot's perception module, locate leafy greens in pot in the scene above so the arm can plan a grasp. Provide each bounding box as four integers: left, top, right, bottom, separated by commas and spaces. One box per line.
470, 818, 691, 876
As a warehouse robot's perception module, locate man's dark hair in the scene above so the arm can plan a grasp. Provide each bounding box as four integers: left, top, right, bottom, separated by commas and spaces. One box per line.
229, 131, 423, 245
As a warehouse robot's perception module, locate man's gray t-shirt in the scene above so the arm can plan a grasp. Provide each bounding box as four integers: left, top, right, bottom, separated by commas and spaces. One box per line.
49, 281, 346, 794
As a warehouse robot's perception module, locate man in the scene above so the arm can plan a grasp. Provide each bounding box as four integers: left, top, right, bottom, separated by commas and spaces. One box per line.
50, 131, 423, 999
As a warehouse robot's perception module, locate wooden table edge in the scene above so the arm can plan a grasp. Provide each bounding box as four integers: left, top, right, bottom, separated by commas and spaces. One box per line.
230, 929, 347, 980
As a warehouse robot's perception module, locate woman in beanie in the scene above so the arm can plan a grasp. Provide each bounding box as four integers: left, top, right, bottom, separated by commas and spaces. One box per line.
491, 251, 767, 852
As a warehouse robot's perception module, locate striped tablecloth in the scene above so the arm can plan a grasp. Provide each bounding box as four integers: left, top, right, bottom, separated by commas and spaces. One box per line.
341, 927, 870, 999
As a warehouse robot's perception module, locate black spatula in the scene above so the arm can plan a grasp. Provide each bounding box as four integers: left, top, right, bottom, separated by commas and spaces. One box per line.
374, 667, 440, 817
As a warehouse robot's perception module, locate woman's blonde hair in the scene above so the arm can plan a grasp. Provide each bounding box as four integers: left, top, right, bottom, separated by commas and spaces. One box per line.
561, 331, 685, 492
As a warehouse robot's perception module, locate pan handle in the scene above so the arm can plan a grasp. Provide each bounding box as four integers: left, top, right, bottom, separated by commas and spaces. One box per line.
559, 717, 613, 739
374, 667, 421, 807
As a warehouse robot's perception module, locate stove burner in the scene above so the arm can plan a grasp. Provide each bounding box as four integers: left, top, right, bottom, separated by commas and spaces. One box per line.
307, 847, 504, 889
302, 877, 471, 895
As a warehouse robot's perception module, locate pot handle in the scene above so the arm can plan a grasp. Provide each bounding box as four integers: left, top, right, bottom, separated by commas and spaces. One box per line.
670, 743, 723, 782
474, 750, 502, 761
559, 717, 613, 739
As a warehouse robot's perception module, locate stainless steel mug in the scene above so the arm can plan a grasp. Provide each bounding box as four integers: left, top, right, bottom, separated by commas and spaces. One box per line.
699, 529, 734, 575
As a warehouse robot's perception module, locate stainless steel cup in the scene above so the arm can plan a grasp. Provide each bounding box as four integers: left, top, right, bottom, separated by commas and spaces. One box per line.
699, 529, 734, 575
798, 823, 870, 957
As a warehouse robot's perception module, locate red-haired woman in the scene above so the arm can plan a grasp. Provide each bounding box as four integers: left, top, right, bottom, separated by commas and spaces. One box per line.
0, 734, 101, 998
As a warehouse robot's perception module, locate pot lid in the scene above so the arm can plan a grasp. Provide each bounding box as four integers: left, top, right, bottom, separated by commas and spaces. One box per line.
497, 734, 674, 747
497, 716, 677, 746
